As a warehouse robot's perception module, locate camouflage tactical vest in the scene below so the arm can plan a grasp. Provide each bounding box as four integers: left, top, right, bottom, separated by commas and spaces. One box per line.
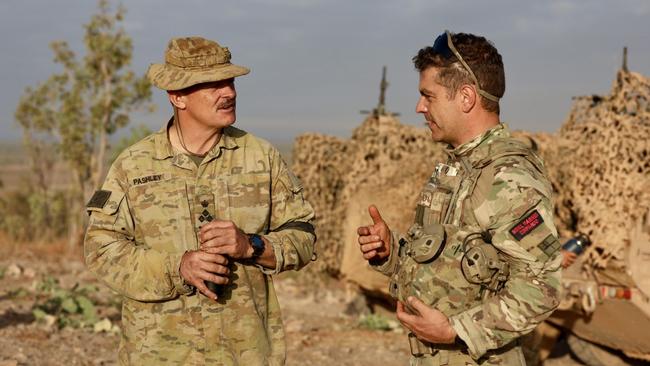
389, 138, 546, 315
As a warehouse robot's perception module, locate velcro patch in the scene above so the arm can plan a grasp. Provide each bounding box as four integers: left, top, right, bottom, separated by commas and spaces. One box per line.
537, 235, 560, 258
509, 210, 544, 241
87, 190, 111, 209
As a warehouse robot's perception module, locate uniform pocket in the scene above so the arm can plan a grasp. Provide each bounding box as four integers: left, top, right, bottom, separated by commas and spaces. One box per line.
127, 175, 191, 250
416, 187, 454, 226
429, 187, 453, 224
221, 173, 271, 234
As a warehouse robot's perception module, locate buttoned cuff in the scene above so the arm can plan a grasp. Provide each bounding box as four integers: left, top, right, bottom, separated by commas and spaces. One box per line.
169, 251, 194, 296
449, 309, 493, 360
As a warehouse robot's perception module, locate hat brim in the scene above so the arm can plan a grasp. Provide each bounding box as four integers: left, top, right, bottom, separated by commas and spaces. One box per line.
147, 63, 250, 91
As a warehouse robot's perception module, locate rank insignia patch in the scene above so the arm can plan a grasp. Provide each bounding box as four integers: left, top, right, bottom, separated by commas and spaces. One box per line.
509, 210, 544, 241
87, 190, 112, 209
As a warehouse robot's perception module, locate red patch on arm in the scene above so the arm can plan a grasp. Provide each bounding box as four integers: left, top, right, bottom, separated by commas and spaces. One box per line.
509, 210, 544, 241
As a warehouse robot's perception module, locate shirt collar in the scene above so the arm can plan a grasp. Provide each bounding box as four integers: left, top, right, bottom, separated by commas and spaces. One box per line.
153, 116, 240, 161
445, 123, 511, 165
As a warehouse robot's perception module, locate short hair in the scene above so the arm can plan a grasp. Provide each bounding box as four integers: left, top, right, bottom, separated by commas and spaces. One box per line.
413, 32, 505, 114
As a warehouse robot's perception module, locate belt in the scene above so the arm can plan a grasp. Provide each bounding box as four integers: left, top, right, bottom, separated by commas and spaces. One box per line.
408, 333, 468, 357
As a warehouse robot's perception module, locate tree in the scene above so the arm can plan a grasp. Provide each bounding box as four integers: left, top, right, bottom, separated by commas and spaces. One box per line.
14, 0, 153, 246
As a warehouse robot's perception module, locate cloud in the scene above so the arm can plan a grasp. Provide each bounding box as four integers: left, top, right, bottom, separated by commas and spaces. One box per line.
250, 0, 325, 9
550, 0, 577, 16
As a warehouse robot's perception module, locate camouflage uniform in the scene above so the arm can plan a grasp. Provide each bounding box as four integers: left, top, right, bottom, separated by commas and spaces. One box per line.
374, 124, 561, 365
84, 121, 316, 365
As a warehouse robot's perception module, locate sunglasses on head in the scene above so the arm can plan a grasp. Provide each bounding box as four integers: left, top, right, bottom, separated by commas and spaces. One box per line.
432, 30, 500, 102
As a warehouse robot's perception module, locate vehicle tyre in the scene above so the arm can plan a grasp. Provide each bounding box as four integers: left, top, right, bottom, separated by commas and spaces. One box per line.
567, 334, 633, 366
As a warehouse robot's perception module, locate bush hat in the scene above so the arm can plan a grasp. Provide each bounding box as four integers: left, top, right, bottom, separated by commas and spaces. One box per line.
147, 36, 250, 91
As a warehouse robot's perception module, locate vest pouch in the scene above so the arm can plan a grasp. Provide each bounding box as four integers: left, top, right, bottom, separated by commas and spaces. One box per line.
410, 223, 446, 263
429, 187, 453, 224
461, 243, 508, 284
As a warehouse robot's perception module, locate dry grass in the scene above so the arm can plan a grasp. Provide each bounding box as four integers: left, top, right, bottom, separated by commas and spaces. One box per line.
0, 232, 84, 263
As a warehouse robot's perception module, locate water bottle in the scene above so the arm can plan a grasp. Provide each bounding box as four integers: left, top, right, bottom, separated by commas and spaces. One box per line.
561, 233, 591, 255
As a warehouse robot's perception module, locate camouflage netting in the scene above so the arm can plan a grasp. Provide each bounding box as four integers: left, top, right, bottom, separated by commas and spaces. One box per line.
292, 67, 650, 289
293, 115, 446, 277
543, 68, 650, 276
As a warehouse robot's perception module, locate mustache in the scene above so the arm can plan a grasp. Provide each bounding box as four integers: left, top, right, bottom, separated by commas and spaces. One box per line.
218, 99, 236, 109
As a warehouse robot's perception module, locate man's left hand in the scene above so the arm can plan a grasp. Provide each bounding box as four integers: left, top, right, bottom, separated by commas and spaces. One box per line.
199, 220, 253, 259
396, 296, 457, 344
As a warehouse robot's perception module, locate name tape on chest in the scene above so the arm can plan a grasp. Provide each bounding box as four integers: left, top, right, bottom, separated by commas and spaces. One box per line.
509, 210, 544, 241
132, 174, 163, 186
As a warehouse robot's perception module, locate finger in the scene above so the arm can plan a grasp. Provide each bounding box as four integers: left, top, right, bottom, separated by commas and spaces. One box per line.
200, 228, 232, 244
202, 253, 229, 265
358, 235, 381, 245
360, 241, 383, 253
357, 226, 371, 236
203, 219, 236, 230
200, 271, 229, 285
363, 250, 378, 259
194, 279, 218, 300
198, 220, 234, 237
201, 245, 231, 255
407, 296, 429, 315
396, 301, 416, 327
203, 242, 239, 256
200, 235, 232, 249
368, 205, 385, 225
201, 262, 230, 276
192, 251, 229, 264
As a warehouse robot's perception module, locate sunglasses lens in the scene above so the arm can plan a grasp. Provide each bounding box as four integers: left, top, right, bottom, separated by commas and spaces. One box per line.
432, 33, 453, 59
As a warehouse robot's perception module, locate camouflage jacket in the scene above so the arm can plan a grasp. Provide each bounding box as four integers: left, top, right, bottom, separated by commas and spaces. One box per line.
84, 121, 316, 365
374, 124, 561, 365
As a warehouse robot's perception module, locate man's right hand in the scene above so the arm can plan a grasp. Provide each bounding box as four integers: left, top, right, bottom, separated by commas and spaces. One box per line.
180, 250, 230, 300
560, 249, 577, 268
357, 205, 391, 262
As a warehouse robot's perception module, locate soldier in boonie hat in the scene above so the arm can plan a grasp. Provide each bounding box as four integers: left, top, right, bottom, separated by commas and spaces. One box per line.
85, 35, 316, 365
147, 36, 250, 91
147, 36, 251, 157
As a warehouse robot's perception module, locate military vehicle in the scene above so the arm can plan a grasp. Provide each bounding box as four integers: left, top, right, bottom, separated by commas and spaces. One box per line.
540, 212, 650, 365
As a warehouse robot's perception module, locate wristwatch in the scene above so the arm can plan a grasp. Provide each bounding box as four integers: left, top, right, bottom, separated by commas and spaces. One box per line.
249, 234, 265, 259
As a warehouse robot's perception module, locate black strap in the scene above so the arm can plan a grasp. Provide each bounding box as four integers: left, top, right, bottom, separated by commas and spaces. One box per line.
270, 221, 316, 237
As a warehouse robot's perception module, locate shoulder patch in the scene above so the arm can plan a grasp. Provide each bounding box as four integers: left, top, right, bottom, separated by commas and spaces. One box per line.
537, 235, 561, 258
87, 190, 112, 209
509, 209, 544, 241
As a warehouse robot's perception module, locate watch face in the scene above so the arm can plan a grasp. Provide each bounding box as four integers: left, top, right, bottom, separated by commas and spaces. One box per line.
250, 234, 265, 257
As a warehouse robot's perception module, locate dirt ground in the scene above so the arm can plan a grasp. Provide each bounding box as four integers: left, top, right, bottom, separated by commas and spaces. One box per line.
0, 240, 583, 366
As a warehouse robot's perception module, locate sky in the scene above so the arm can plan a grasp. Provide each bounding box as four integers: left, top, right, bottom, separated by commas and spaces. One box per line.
1, 0, 649, 145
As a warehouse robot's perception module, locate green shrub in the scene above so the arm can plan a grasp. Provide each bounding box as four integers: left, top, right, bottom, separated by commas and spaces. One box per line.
0, 186, 70, 241
358, 313, 395, 331
32, 275, 99, 329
